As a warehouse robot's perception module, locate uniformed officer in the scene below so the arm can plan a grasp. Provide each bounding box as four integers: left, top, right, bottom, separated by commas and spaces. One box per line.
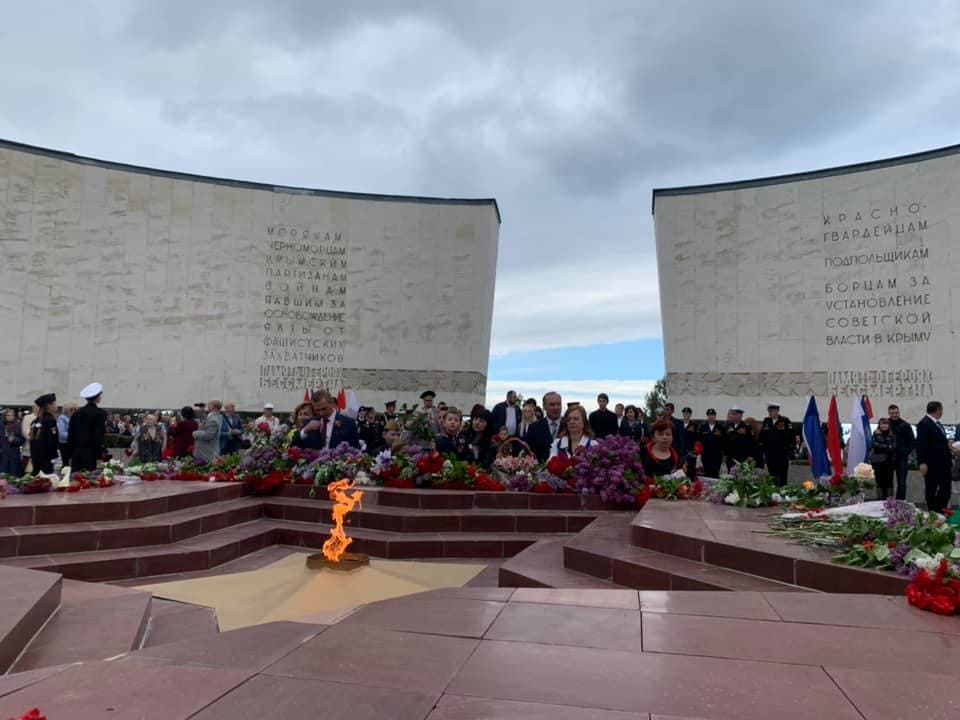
359, 407, 385, 454
697, 408, 725, 478
70, 382, 108, 472
30, 393, 59, 475
723, 406, 758, 470
384, 400, 398, 422
759, 402, 794, 486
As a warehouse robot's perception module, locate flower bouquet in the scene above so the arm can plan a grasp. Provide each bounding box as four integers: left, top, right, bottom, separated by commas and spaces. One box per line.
469, 465, 506, 491
571, 435, 646, 504
398, 402, 435, 444
709, 460, 778, 507
249, 420, 288, 451
906, 556, 960, 615
408, 448, 445, 487
304, 442, 369, 497
433, 458, 475, 490
651, 469, 704, 501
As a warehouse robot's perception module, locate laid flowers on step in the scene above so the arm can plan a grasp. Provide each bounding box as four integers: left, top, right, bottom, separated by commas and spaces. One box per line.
650, 469, 704, 501
709, 460, 778, 507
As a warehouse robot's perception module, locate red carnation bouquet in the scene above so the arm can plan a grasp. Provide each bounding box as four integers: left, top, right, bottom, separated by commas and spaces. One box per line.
906, 557, 960, 615
9, 709, 46, 720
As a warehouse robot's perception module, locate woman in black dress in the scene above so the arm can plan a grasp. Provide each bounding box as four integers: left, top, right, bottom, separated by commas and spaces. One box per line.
640, 419, 683, 478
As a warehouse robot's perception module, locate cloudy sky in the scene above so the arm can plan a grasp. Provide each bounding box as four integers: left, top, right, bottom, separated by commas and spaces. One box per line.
2, 1, 960, 408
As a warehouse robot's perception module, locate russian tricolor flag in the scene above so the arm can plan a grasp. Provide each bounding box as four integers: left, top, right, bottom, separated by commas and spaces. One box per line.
845, 395, 874, 476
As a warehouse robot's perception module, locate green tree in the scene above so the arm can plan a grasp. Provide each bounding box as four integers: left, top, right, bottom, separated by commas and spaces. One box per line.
643, 377, 667, 420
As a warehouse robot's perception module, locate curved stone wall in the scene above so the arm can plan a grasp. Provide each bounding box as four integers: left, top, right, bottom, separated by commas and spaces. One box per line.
0, 140, 500, 411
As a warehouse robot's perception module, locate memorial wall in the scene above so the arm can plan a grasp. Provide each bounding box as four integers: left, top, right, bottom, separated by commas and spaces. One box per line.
653, 145, 960, 420
0, 140, 500, 411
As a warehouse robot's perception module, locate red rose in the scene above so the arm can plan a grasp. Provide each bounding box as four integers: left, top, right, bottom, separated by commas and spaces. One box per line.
257, 421, 271, 433
15, 710, 47, 720
385, 477, 416, 489
547, 456, 572, 477
287, 447, 303, 461
533, 481, 555, 494
635, 487, 652, 508
693, 441, 704, 456
691, 479, 704, 497
930, 595, 956, 615
416, 452, 444, 475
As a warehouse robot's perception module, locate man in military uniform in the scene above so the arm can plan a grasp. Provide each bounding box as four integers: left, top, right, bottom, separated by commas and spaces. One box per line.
384, 400, 398, 422
759, 402, 794, 486
723, 406, 757, 470
697, 408, 725, 478
359, 407, 385, 454
30, 393, 59, 475
69, 383, 108, 472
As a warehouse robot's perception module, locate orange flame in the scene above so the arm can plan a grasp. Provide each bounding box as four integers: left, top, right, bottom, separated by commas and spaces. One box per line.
322, 478, 364, 562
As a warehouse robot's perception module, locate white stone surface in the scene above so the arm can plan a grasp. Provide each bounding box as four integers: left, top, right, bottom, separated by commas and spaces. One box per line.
654, 150, 958, 420
0, 143, 499, 412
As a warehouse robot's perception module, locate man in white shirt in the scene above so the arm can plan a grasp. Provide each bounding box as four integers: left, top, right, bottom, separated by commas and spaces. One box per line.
255, 403, 280, 433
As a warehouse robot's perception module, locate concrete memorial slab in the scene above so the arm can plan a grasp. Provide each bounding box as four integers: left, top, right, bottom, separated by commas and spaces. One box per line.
0, 139, 500, 411
653, 144, 960, 419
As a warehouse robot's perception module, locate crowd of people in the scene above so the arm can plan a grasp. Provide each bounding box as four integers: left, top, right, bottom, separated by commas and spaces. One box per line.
2, 383, 955, 512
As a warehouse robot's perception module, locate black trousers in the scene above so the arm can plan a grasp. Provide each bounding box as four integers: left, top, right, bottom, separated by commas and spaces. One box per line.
59, 443, 71, 466
703, 454, 722, 479
766, 455, 789, 487
924, 470, 952, 513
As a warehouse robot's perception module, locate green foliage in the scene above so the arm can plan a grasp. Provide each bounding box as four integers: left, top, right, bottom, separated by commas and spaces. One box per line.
643, 377, 668, 420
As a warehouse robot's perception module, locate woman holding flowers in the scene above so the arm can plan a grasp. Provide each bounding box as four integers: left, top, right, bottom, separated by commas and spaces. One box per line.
870, 417, 897, 500
286, 402, 314, 448
640, 419, 683, 477
549, 406, 595, 458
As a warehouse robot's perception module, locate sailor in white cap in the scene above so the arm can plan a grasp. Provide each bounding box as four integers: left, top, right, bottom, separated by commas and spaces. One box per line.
70, 382, 107, 472
255, 403, 280, 433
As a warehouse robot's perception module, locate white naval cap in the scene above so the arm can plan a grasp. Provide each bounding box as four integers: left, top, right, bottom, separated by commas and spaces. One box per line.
729, 405, 745, 413
263, 402, 275, 409
81, 382, 103, 399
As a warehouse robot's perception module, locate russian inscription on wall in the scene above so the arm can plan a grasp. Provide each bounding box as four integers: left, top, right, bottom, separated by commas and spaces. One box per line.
261, 226, 348, 393
654, 148, 960, 419
0, 140, 500, 410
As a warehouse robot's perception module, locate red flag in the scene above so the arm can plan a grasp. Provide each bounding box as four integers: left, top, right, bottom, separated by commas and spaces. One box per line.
863, 395, 874, 420
304, 387, 311, 402
337, 388, 347, 410
827, 395, 843, 482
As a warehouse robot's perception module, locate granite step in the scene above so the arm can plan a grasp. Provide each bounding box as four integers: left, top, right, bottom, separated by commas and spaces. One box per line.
1, 518, 566, 581
10, 580, 152, 672
0, 481, 246, 527
0, 566, 62, 673
0, 497, 265, 558
263, 495, 598, 534
499, 539, 630, 589
564, 540, 810, 592
284, 485, 625, 512
140, 599, 219, 648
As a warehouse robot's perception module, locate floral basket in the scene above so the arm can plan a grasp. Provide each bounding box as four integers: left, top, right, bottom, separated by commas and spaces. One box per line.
493, 438, 536, 484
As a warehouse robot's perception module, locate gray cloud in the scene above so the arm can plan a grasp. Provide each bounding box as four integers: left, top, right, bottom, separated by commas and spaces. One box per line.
1, 0, 959, 359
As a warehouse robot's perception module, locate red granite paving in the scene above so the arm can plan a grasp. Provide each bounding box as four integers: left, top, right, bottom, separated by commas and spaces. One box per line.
1, 588, 958, 719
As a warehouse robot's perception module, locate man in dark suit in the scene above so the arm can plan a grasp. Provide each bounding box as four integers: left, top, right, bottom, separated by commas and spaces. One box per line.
888, 404, 916, 500
492, 390, 522, 437
663, 402, 686, 456
589, 393, 619, 438
528, 391, 564, 462
296, 389, 360, 450
915, 400, 953, 513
